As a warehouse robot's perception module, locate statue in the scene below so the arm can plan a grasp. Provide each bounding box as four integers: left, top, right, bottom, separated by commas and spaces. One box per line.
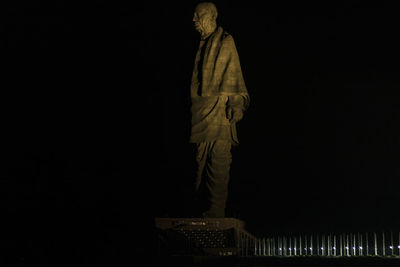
190, 2, 250, 218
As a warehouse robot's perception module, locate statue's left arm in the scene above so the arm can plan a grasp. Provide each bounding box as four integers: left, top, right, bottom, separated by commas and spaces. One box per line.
219, 34, 249, 123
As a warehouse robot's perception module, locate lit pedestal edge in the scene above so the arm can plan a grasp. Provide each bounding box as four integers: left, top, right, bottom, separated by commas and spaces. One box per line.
155, 217, 256, 256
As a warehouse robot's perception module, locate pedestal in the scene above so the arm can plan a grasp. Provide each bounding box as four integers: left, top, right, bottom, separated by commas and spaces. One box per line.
155, 217, 255, 256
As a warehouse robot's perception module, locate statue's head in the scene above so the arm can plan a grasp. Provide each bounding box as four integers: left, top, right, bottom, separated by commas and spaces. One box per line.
193, 2, 218, 39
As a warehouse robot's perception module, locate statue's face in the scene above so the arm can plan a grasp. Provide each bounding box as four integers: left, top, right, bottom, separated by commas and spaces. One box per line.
193, 5, 215, 37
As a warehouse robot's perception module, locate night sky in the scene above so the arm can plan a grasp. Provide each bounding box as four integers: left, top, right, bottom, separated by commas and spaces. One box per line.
1, 0, 400, 264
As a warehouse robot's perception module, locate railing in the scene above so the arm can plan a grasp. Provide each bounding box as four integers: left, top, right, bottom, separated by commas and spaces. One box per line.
240, 231, 400, 257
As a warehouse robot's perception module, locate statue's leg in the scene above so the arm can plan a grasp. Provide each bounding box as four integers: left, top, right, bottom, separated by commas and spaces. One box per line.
203, 140, 232, 218
192, 142, 210, 217
194, 142, 208, 192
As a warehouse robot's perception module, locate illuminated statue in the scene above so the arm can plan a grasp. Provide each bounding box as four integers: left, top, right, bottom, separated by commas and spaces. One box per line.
191, 2, 249, 218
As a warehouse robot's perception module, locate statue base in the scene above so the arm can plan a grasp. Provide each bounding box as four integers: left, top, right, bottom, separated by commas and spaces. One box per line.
155, 217, 255, 256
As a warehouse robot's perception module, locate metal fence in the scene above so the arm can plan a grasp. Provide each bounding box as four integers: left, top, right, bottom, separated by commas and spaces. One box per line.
240, 231, 400, 257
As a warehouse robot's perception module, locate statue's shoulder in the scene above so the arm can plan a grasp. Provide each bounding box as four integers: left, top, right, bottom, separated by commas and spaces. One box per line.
221, 30, 234, 44
214, 27, 235, 47
222, 30, 231, 38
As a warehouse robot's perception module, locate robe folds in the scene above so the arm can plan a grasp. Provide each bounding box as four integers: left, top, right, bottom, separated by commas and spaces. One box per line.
190, 26, 249, 145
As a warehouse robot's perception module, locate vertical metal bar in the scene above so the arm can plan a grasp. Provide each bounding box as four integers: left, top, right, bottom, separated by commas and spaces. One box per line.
374, 232, 378, 256
382, 231, 385, 257
349, 234, 352, 256
299, 235, 302, 256
278, 236, 281, 256
327, 234, 331, 256
294, 236, 297, 256
350, 233, 353, 256
265, 238, 268, 256
346, 234, 349, 256
334, 234, 337, 256
328, 234, 330, 256
272, 237, 275, 256
360, 233, 363, 256
268, 237, 275, 256
283, 236, 287, 256
353, 234, 356, 256
289, 236, 292, 256
271, 237, 274, 256
262, 238, 265, 256
310, 235, 313, 256
366, 232, 369, 256
279, 237, 282, 256
260, 238, 262, 256
327, 235, 330, 256
391, 231, 394, 256
254, 238, 257, 256
277, 237, 280, 256
398, 232, 400, 257
397, 232, 400, 256
357, 233, 359, 256
254, 238, 256, 256
268, 238, 271, 256
286, 236, 289, 256
304, 235, 307, 256
269, 238, 272, 256
316, 235, 319, 256
270, 237, 273, 256
260, 238, 263, 256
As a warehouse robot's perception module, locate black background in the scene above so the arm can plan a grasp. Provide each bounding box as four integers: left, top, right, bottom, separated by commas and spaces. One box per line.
1, 0, 400, 265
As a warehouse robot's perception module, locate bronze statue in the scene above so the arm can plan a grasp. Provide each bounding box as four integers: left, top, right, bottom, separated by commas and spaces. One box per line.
190, 2, 249, 218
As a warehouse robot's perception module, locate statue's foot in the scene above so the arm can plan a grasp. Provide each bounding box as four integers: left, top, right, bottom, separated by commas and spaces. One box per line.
202, 210, 224, 218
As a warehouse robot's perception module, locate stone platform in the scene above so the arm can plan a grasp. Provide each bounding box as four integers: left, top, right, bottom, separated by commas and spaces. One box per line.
155, 217, 255, 256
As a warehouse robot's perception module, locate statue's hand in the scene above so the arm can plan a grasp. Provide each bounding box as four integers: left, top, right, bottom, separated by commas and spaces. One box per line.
226, 106, 233, 121
228, 108, 243, 123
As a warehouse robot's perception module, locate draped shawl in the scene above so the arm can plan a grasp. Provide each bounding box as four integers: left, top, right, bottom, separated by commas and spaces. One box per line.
191, 27, 249, 104
190, 26, 249, 145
